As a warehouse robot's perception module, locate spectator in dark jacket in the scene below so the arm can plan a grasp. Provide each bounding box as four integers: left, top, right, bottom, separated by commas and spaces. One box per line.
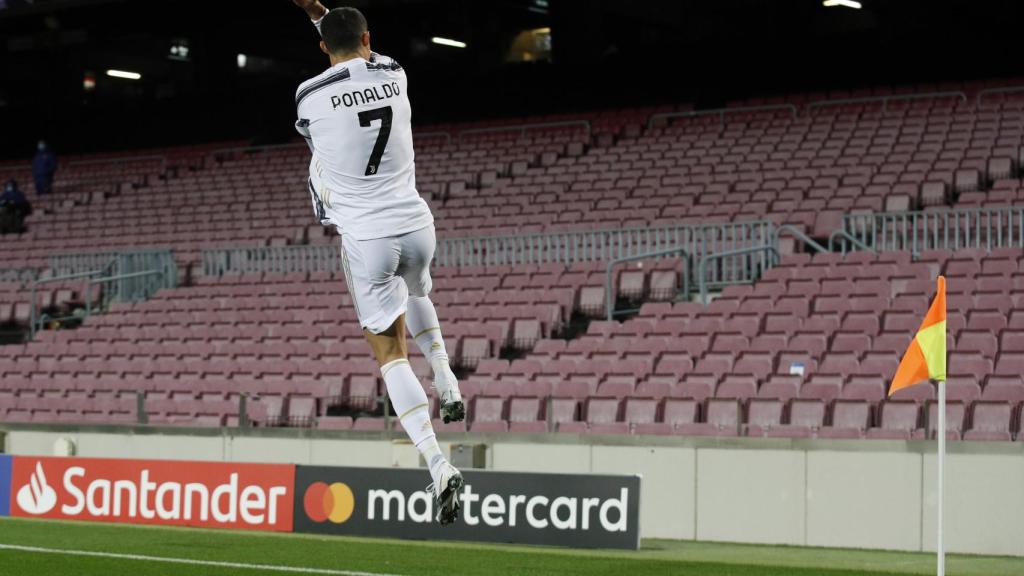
0, 179, 31, 234
32, 140, 57, 196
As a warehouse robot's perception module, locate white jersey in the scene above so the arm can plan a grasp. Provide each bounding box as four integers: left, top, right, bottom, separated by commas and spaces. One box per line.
295, 28, 432, 240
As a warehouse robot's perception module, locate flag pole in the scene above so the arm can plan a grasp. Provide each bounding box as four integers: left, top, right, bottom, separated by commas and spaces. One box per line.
890, 275, 946, 576
936, 376, 945, 576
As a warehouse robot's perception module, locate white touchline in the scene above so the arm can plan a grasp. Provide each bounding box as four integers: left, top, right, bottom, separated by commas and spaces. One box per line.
0, 544, 406, 576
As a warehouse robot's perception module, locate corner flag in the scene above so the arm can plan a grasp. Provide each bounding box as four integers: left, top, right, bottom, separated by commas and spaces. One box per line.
889, 276, 946, 396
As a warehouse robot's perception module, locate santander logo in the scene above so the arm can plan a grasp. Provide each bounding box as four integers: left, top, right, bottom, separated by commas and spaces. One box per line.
9, 456, 296, 532
16, 462, 58, 515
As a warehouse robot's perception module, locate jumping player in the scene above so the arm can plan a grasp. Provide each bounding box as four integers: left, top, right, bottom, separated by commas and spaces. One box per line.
291, 0, 465, 525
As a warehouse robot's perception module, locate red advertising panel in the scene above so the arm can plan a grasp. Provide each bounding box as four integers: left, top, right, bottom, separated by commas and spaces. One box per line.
10, 456, 295, 532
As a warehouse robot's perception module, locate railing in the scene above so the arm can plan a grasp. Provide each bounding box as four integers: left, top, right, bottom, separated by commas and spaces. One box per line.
30, 270, 104, 338
49, 249, 175, 277
210, 143, 308, 160
805, 91, 968, 115
63, 155, 169, 190
67, 154, 168, 171
772, 224, 828, 254
202, 243, 342, 276
91, 269, 167, 307
828, 229, 876, 254
49, 252, 116, 277
604, 248, 691, 321
31, 268, 168, 337
0, 153, 167, 178
697, 245, 779, 303
0, 174, 141, 198
46, 249, 176, 308
203, 222, 773, 281
435, 221, 773, 272
647, 104, 798, 130
456, 120, 592, 142
976, 85, 1024, 106
843, 207, 1024, 256
413, 131, 453, 146
0, 268, 41, 283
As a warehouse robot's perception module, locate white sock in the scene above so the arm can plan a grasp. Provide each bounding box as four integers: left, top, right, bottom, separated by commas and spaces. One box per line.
382, 358, 448, 485
406, 296, 449, 366
419, 438, 448, 487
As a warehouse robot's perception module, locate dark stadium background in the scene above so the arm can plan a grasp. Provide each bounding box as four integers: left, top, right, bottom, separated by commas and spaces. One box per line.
2, 0, 1023, 158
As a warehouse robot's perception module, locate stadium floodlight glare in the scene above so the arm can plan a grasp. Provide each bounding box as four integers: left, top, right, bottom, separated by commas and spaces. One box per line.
106, 69, 141, 80
823, 0, 862, 8
237, 54, 248, 69
431, 37, 467, 48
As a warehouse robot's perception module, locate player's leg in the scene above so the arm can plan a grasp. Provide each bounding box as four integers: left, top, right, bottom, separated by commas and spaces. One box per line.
363, 318, 463, 524
362, 317, 447, 484
399, 225, 464, 423
407, 295, 465, 423
341, 233, 463, 524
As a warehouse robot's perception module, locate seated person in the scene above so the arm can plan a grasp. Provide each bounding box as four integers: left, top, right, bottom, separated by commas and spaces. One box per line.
0, 179, 31, 234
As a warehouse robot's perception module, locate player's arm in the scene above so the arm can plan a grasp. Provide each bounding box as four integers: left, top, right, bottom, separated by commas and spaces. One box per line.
292, 0, 328, 24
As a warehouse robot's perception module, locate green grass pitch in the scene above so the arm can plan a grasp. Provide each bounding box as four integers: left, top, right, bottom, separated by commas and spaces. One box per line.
0, 517, 1020, 576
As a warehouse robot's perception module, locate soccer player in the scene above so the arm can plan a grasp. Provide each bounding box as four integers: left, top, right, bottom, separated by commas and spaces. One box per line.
291, 0, 465, 525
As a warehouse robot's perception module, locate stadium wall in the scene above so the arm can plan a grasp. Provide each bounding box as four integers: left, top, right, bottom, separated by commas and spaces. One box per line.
2, 426, 1022, 556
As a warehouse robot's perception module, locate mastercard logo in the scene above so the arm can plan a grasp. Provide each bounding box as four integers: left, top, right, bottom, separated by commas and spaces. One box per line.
303, 482, 355, 524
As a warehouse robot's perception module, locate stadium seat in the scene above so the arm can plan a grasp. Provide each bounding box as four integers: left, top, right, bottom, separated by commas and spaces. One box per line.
744, 399, 784, 437
819, 400, 872, 439
865, 401, 920, 440
912, 401, 965, 440
677, 399, 740, 437
963, 402, 1014, 441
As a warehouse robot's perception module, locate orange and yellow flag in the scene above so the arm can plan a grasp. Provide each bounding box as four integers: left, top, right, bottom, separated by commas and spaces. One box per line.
889, 276, 947, 396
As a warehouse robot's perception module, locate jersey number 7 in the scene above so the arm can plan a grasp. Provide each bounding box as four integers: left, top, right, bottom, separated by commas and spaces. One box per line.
358, 106, 393, 176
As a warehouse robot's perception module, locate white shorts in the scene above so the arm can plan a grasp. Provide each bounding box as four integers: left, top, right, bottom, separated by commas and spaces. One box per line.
339, 225, 435, 334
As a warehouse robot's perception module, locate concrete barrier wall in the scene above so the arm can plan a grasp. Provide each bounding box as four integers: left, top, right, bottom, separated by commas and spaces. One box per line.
3, 427, 1021, 556
806, 451, 922, 551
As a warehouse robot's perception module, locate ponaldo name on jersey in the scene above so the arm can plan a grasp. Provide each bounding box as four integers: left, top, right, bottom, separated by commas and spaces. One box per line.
331, 81, 402, 110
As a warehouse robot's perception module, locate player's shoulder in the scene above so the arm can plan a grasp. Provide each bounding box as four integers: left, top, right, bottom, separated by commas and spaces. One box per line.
295, 64, 354, 108
365, 52, 404, 73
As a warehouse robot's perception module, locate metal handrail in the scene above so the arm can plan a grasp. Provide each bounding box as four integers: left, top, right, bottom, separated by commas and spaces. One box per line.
456, 120, 591, 142
210, 142, 307, 159
647, 104, 798, 130
66, 154, 168, 181
697, 245, 779, 303
435, 221, 773, 268
67, 154, 168, 169
805, 91, 968, 114
34, 269, 167, 337
772, 224, 828, 254
48, 249, 172, 280
85, 269, 166, 314
203, 221, 773, 277
843, 207, 1024, 255
828, 229, 876, 254
0, 268, 40, 283
412, 131, 453, 146
604, 247, 691, 321
202, 243, 342, 276
976, 85, 1024, 106
30, 269, 105, 337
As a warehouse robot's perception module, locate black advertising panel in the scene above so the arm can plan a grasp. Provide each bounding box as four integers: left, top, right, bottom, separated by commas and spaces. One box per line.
294, 466, 641, 550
